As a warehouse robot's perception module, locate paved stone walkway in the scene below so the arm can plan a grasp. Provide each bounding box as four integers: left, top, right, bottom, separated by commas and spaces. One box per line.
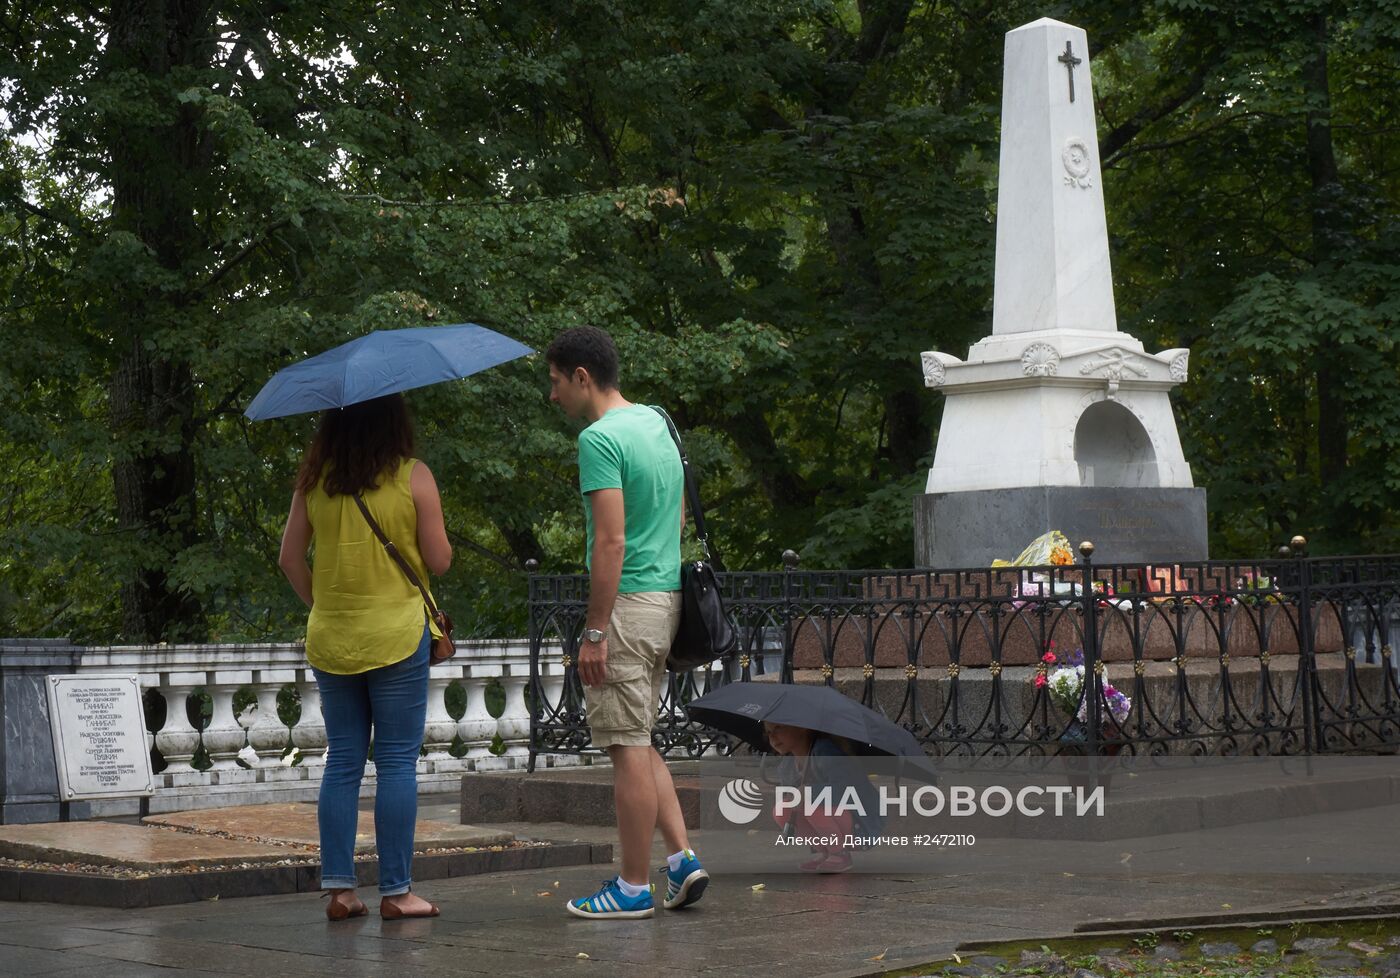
1, 860, 1397, 978
3, 798, 1399, 977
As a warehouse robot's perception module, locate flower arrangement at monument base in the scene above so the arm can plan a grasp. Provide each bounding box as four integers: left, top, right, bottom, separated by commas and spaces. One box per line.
1233, 572, 1282, 606
1033, 644, 1130, 756
992, 529, 1074, 568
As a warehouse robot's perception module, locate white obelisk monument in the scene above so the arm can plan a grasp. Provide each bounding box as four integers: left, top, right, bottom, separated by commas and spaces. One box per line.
915, 18, 1207, 567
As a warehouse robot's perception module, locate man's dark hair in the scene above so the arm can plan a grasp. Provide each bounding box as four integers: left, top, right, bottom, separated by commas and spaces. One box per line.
546, 326, 619, 389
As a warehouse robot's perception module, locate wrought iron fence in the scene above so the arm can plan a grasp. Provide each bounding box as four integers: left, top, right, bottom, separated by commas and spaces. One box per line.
527, 544, 1400, 769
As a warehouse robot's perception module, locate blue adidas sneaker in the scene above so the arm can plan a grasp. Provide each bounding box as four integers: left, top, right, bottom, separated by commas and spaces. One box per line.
566, 877, 655, 919
662, 850, 709, 910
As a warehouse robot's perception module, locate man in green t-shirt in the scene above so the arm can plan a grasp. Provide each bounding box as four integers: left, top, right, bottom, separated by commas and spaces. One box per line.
546, 326, 709, 920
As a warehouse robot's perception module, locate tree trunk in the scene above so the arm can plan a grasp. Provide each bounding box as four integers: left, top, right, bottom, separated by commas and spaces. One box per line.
717, 408, 816, 512
884, 388, 929, 475
494, 520, 545, 570
1301, 13, 1347, 493
104, 0, 212, 640
110, 340, 203, 640
810, 1, 929, 480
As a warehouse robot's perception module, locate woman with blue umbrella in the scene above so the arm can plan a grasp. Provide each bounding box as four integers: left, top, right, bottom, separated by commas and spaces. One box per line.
257, 324, 531, 921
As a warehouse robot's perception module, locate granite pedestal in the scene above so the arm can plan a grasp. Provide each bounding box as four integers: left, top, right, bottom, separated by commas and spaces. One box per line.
914, 486, 1208, 568
0, 639, 92, 824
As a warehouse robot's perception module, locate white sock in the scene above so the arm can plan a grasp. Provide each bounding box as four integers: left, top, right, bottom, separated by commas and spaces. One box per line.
615, 875, 649, 898
666, 848, 693, 872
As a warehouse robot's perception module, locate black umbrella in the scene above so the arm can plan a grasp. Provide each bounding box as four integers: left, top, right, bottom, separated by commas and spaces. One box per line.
685, 682, 939, 783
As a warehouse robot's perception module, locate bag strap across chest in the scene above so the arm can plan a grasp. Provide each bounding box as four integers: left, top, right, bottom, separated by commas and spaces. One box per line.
352, 492, 441, 619
649, 406, 724, 571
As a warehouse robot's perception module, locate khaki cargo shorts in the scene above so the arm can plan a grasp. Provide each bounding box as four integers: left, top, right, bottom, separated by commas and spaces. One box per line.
587, 591, 683, 749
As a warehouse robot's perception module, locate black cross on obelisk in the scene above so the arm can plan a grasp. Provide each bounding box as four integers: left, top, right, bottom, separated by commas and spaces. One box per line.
1058, 40, 1082, 103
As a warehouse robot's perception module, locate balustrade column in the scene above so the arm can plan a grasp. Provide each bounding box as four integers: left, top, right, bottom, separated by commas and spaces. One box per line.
498, 654, 532, 762
249, 670, 297, 762
459, 671, 498, 759
293, 669, 327, 766
536, 657, 582, 767
152, 675, 204, 772
423, 662, 463, 762
204, 672, 251, 770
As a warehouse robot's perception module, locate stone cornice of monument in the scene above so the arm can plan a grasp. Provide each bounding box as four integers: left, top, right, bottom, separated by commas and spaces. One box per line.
922, 339, 1191, 401
920, 17, 1190, 403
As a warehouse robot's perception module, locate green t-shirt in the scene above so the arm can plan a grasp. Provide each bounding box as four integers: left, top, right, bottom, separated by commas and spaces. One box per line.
578, 405, 683, 593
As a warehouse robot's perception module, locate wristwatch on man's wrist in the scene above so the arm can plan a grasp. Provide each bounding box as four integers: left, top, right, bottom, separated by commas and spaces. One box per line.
583, 628, 607, 644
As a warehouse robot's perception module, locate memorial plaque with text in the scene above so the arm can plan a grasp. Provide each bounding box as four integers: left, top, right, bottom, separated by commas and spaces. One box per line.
46, 675, 154, 801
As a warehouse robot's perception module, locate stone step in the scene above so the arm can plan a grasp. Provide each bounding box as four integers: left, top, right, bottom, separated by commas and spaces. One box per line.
461, 756, 1400, 841
462, 762, 705, 827
0, 804, 609, 908
144, 802, 514, 853
0, 820, 295, 869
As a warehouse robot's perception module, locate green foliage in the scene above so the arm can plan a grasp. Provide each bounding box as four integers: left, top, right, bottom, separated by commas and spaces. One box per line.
1104, 0, 1400, 553
2, 1, 1400, 642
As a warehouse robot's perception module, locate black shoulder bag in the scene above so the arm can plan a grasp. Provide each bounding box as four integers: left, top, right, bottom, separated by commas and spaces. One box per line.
352, 493, 456, 662
651, 407, 739, 671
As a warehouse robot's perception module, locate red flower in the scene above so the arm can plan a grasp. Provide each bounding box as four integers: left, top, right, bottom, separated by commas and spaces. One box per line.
1041, 651, 1057, 664
1034, 674, 1048, 688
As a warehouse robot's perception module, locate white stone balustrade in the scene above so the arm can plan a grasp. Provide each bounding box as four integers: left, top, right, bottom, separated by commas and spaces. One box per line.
58, 639, 563, 816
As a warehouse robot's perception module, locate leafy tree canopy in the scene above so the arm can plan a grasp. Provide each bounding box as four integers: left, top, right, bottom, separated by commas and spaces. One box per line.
2, 0, 1397, 642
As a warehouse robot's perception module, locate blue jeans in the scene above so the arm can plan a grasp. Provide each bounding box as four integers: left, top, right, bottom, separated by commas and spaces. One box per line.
313, 626, 430, 895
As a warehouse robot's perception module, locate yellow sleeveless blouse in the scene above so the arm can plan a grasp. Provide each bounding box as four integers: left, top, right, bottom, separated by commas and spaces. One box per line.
304, 457, 440, 674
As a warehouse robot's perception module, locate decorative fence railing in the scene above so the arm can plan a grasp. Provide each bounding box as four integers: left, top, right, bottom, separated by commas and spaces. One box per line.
1, 638, 571, 819
527, 544, 1400, 767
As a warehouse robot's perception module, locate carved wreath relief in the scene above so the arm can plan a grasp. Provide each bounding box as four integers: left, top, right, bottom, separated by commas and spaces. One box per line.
1079, 348, 1148, 400
1079, 349, 1148, 381
1020, 343, 1060, 377
1062, 138, 1092, 190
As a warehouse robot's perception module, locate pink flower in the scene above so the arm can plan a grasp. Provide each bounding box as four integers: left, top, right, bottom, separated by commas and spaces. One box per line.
1042, 651, 1057, 664
1034, 674, 1048, 689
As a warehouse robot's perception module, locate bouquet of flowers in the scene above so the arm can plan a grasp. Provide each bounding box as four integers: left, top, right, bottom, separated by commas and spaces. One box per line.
1034, 645, 1132, 726
1011, 576, 1135, 612
1233, 573, 1280, 607
993, 530, 1073, 567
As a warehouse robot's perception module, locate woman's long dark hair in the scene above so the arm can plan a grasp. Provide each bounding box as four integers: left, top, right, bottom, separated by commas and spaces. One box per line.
295, 394, 415, 497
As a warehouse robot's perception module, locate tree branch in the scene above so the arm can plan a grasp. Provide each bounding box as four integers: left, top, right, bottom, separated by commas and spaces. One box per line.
192, 217, 293, 294
1103, 111, 1277, 168
2, 194, 95, 239
338, 188, 623, 208
1099, 59, 1211, 163
446, 527, 520, 572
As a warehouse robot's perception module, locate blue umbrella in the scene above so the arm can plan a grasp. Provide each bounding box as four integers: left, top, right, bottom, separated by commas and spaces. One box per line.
244, 323, 533, 420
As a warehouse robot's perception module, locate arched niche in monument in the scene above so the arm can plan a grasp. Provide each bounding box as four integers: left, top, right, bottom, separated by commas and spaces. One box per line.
1073, 400, 1159, 488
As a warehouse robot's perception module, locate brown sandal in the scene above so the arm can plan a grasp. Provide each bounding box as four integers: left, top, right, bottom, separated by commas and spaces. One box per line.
380, 895, 440, 919
323, 891, 368, 921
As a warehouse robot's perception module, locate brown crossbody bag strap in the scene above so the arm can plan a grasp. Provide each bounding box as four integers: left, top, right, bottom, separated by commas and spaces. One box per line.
352, 493, 456, 661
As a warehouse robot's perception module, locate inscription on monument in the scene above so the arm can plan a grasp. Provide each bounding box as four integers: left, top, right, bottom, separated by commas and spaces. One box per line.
1063, 494, 1200, 558
46, 675, 154, 801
